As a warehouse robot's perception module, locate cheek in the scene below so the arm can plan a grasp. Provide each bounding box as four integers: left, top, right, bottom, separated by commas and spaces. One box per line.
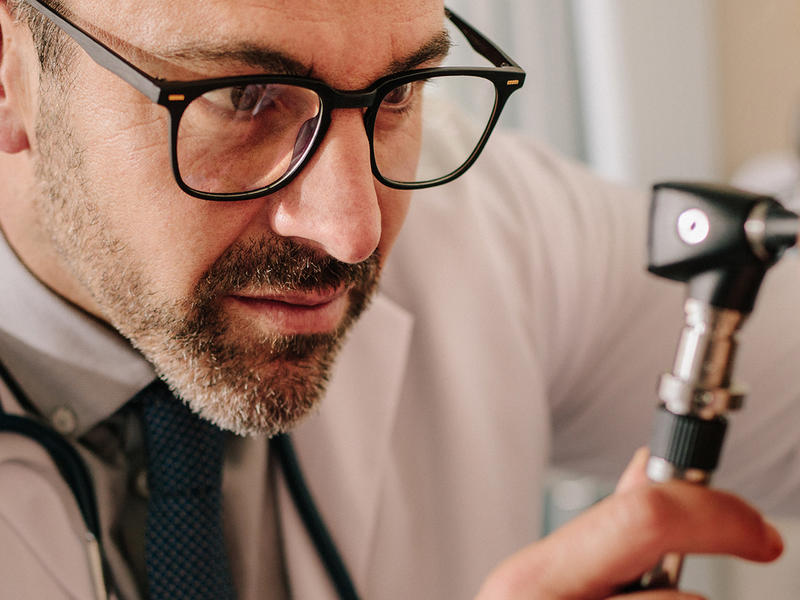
372, 110, 424, 184
376, 186, 411, 264
67, 82, 261, 297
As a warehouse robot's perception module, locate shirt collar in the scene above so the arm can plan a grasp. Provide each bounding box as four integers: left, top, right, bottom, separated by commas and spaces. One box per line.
0, 232, 156, 436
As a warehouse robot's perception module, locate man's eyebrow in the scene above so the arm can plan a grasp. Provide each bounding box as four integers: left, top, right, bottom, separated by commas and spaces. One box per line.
157, 43, 311, 77
388, 29, 453, 73
155, 29, 452, 79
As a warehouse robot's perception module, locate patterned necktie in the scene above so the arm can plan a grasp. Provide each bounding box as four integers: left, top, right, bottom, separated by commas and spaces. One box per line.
137, 379, 236, 600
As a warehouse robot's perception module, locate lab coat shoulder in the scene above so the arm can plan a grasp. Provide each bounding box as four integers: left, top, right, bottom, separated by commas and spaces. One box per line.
386, 130, 686, 478
0, 395, 96, 599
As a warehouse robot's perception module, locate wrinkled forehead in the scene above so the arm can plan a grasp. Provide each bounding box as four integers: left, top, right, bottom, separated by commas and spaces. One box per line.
66, 0, 447, 86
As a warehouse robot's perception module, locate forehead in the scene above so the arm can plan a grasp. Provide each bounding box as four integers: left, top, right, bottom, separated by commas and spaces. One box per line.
70, 0, 446, 86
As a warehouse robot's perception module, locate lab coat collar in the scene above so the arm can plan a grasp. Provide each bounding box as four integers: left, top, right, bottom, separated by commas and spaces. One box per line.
0, 232, 155, 435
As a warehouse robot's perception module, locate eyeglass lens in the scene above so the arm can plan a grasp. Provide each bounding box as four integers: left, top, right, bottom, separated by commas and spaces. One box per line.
176, 83, 322, 195
374, 74, 497, 185
175, 75, 498, 195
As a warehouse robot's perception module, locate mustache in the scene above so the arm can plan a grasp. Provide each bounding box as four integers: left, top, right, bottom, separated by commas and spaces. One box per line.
194, 236, 381, 301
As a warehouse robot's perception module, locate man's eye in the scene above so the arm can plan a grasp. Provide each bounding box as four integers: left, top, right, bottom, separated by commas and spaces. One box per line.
382, 83, 415, 110
202, 84, 276, 115
229, 84, 268, 112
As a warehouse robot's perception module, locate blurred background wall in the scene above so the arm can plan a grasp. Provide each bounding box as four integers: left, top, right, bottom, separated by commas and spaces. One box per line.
448, 0, 800, 186
445, 0, 800, 597
718, 0, 800, 179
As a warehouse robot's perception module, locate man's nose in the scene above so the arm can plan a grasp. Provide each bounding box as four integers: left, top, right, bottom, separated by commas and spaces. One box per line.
268, 109, 381, 264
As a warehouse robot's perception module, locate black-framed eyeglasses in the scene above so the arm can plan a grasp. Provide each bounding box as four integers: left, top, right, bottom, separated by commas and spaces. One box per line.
24, 0, 526, 201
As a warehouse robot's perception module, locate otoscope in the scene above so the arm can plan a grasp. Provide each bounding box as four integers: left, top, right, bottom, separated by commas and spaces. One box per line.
632, 182, 799, 590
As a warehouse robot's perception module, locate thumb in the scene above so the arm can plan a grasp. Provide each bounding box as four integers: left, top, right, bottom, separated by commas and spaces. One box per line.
616, 447, 650, 493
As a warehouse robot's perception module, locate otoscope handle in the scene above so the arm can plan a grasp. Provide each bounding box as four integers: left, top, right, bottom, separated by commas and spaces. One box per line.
634, 301, 743, 591
637, 412, 726, 588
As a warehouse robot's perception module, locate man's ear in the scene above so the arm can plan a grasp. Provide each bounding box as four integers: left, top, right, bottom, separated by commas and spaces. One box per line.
0, 1, 31, 154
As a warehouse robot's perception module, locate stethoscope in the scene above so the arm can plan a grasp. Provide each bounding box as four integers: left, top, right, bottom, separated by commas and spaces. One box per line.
0, 358, 360, 600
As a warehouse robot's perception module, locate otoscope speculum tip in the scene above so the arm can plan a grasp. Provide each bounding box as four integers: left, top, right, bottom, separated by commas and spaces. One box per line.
762, 201, 799, 257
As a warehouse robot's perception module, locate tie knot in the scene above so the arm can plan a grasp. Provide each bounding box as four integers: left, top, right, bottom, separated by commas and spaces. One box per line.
137, 379, 225, 495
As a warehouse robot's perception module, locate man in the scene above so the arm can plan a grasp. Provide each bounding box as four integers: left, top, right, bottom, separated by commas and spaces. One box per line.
0, 0, 797, 599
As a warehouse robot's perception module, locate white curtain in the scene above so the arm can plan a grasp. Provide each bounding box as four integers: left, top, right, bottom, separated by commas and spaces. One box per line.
446, 0, 721, 186
446, 0, 585, 160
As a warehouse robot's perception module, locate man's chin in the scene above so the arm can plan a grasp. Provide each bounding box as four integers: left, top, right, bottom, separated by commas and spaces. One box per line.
137, 262, 379, 435
148, 326, 346, 436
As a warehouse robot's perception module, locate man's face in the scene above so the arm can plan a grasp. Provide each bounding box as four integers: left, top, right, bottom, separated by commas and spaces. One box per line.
19, 0, 445, 434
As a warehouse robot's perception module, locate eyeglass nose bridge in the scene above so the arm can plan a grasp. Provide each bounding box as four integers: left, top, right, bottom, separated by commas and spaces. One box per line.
311, 88, 382, 159
273, 87, 380, 194
325, 88, 380, 111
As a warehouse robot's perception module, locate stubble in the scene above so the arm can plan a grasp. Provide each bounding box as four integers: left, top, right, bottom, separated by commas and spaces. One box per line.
32, 75, 380, 435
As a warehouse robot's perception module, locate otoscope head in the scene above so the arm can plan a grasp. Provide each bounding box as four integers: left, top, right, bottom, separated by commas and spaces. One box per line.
647, 182, 798, 312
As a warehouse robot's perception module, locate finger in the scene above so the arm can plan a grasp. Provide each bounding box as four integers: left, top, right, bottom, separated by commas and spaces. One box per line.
616, 447, 651, 493
477, 483, 782, 600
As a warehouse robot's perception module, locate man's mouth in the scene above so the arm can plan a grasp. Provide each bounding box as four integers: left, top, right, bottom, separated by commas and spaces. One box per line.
226, 286, 350, 334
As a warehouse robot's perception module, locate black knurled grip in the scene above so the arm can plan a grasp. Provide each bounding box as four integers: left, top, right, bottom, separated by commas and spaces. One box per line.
650, 406, 728, 471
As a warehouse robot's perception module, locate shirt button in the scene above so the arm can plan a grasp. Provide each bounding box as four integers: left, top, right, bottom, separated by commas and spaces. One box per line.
50, 406, 78, 435
135, 469, 150, 498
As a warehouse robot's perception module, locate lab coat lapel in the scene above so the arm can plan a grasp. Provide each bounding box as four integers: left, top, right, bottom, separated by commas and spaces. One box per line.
278, 292, 413, 598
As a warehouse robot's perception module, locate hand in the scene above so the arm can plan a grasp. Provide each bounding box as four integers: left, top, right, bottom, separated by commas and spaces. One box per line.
475, 448, 783, 600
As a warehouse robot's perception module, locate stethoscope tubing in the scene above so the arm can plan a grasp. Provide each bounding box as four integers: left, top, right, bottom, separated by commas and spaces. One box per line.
271, 433, 361, 600
0, 360, 111, 599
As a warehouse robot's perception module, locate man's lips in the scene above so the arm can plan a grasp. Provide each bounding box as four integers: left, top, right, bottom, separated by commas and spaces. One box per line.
225, 287, 350, 334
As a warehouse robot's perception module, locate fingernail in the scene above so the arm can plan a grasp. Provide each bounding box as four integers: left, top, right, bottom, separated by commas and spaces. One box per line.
764, 520, 784, 557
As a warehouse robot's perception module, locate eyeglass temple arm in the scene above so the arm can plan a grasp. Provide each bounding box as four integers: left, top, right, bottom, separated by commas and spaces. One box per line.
22, 0, 163, 102
444, 7, 522, 70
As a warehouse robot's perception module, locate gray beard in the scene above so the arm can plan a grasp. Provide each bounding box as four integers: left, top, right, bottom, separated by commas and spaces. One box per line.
32, 75, 380, 436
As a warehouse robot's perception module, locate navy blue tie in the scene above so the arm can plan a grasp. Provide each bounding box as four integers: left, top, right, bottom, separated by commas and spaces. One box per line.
138, 379, 236, 600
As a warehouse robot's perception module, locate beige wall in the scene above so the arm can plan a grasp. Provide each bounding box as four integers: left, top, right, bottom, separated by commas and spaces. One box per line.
717, 0, 800, 177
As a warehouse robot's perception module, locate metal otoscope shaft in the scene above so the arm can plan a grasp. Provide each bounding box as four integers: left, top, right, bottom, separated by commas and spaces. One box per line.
638, 299, 745, 588
633, 182, 798, 591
